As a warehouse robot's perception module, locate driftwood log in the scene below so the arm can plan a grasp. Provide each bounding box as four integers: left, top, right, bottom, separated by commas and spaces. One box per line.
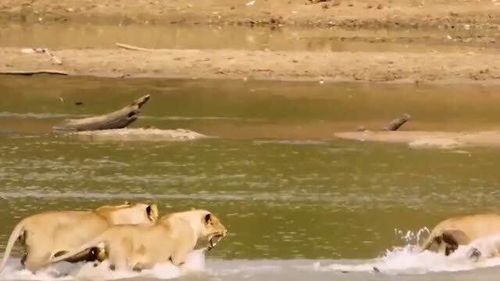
384, 113, 411, 131
52, 95, 150, 132
0, 70, 68, 76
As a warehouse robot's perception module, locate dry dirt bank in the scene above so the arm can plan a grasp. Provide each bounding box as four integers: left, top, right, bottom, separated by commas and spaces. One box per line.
1, 48, 499, 83
0, 0, 499, 28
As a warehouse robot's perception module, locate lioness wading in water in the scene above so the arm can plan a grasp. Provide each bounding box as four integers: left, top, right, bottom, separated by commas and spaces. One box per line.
0, 202, 158, 273
50, 209, 227, 271
421, 214, 500, 256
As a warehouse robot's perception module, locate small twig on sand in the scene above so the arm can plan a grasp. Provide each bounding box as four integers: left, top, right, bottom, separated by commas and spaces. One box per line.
46, 49, 63, 65
0, 70, 68, 76
115, 42, 159, 52
384, 113, 411, 131
21, 48, 63, 65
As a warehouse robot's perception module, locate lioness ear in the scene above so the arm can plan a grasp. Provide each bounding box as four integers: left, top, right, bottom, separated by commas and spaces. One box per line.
204, 213, 212, 224
146, 204, 159, 222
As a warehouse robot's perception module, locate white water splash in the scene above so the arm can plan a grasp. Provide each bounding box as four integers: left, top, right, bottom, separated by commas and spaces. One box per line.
317, 229, 500, 275
467, 234, 500, 259
0, 250, 206, 281
395, 227, 430, 243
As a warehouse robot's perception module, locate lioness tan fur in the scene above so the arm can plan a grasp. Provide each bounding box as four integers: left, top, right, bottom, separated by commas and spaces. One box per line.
50, 209, 227, 271
421, 214, 500, 255
0, 202, 158, 273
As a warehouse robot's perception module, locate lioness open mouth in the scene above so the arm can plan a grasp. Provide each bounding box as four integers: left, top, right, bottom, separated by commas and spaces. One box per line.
208, 234, 224, 251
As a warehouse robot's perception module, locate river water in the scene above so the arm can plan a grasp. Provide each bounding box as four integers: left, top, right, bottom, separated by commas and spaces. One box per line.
2, 76, 500, 280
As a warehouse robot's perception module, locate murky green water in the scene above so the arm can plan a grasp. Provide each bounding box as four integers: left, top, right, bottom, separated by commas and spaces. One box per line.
2, 76, 500, 280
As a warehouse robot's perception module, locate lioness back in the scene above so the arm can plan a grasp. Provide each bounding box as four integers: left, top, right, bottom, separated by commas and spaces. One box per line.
49, 209, 227, 271
0, 202, 158, 274
434, 214, 500, 240
422, 213, 500, 255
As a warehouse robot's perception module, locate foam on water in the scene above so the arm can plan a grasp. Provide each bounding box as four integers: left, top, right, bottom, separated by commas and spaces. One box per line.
0, 250, 206, 281
317, 229, 500, 275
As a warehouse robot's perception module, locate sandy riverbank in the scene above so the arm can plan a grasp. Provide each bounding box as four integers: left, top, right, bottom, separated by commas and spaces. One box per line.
1, 47, 499, 83
0, 0, 499, 83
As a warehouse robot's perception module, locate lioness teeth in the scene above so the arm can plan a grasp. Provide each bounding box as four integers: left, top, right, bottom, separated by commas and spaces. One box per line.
208, 236, 220, 251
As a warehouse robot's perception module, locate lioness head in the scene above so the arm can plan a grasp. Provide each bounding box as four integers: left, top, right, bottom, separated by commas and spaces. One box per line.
95, 202, 158, 225
199, 210, 227, 250
429, 230, 470, 256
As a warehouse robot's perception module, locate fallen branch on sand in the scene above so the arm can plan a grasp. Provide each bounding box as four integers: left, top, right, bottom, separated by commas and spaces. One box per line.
357, 113, 411, 132
115, 42, 160, 52
384, 113, 411, 131
0, 70, 68, 76
52, 95, 151, 132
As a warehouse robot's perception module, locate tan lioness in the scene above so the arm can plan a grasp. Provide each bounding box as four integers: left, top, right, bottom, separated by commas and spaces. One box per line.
0, 202, 158, 273
421, 214, 500, 256
50, 209, 227, 271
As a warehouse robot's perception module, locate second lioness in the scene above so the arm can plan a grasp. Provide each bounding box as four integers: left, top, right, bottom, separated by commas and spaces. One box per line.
0, 202, 158, 273
50, 209, 227, 271
421, 213, 500, 256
